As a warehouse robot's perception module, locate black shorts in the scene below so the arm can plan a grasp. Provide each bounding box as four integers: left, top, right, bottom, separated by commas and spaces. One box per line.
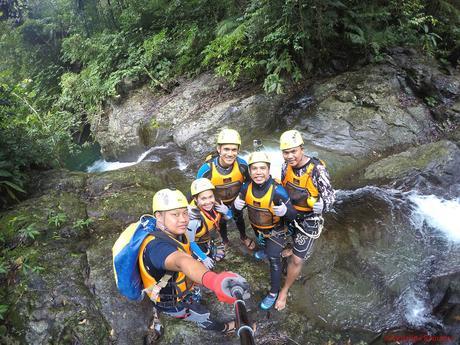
288, 215, 323, 260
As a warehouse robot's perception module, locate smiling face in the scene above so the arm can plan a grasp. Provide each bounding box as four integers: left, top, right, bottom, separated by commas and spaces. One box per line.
282, 146, 305, 168
217, 144, 239, 167
195, 189, 215, 212
155, 208, 189, 235
249, 162, 270, 185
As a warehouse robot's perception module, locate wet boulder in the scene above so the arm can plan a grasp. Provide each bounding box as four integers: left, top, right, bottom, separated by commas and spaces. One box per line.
364, 139, 460, 196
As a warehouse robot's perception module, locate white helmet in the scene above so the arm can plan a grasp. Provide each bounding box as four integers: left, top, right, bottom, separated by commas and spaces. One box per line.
217, 128, 241, 145
280, 130, 304, 150
190, 178, 215, 197
152, 189, 188, 213
248, 151, 271, 165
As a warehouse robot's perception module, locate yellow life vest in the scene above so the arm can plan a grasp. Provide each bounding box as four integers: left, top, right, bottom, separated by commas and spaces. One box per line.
282, 160, 320, 212
210, 160, 244, 204
245, 182, 281, 235
195, 209, 221, 245
188, 200, 221, 245
138, 232, 194, 305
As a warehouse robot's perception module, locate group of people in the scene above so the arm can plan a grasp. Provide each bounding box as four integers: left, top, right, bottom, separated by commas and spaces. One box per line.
134, 128, 335, 337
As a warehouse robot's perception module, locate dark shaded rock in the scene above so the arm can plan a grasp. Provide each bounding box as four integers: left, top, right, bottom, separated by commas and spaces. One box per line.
428, 273, 460, 344
27, 169, 87, 198
389, 48, 460, 123
2, 245, 111, 345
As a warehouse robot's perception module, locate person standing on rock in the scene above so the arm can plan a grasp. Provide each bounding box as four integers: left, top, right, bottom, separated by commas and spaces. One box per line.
233, 151, 296, 310
187, 178, 233, 268
139, 188, 249, 336
196, 128, 257, 251
275, 130, 335, 311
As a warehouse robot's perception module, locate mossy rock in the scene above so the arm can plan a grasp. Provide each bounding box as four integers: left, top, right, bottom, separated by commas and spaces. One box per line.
364, 140, 460, 181
0, 191, 87, 246
14, 245, 111, 344
87, 189, 152, 237
26, 169, 87, 198
86, 161, 189, 196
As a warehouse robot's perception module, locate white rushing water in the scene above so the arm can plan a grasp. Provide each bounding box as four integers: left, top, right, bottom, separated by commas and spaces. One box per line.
409, 193, 460, 242
241, 145, 285, 180
86, 146, 162, 173
175, 156, 188, 171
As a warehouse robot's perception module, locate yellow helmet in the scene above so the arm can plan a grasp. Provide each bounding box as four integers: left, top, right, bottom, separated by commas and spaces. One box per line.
217, 128, 241, 145
280, 130, 304, 150
152, 188, 188, 213
190, 178, 215, 197
248, 151, 271, 165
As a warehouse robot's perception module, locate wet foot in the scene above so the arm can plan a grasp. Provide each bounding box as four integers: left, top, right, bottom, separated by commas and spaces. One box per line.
274, 289, 288, 311
241, 237, 256, 250
222, 320, 236, 336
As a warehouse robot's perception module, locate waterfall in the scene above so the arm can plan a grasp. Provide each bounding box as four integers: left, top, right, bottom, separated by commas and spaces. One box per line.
86, 146, 163, 173
409, 193, 460, 242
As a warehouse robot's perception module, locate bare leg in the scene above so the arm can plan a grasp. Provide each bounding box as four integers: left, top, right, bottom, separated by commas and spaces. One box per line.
275, 254, 303, 310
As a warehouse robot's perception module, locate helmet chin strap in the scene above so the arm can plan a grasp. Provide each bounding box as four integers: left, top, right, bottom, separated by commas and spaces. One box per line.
156, 214, 175, 237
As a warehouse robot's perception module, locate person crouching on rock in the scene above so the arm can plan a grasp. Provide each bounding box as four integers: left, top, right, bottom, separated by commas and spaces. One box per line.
187, 178, 233, 269
233, 152, 296, 310
140, 188, 249, 336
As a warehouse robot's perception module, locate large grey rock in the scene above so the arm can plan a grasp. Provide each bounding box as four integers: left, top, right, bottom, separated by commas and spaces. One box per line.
92, 73, 286, 161
364, 140, 460, 197
93, 50, 460, 165
364, 140, 460, 181
92, 86, 157, 161
296, 63, 434, 157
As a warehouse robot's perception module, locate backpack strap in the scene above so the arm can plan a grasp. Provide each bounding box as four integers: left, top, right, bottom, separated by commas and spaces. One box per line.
143, 273, 173, 302
205, 151, 219, 163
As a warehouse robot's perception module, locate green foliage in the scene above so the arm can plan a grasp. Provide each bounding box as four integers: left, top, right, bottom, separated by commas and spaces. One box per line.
0, 304, 7, 321
18, 223, 39, 241
0, 260, 7, 275
47, 212, 67, 228
0, 74, 79, 208
6, 215, 40, 244
72, 218, 93, 231
425, 96, 438, 107
0, 156, 26, 205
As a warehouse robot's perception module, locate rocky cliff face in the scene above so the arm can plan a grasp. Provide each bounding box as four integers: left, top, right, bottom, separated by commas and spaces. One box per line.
92, 48, 459, 164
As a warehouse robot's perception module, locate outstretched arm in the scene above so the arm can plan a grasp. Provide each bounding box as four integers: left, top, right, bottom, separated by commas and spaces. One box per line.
164, 250, 208, 283
164, 251, 249, 304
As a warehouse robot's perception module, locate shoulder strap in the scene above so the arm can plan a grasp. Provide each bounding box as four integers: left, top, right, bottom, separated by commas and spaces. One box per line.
310, 157, 325, 167
141, 230, 185, 302
151, 229, 186, 253
205, 151, 218, 163
142, 273, 174, 302
201, 213, 210, 233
